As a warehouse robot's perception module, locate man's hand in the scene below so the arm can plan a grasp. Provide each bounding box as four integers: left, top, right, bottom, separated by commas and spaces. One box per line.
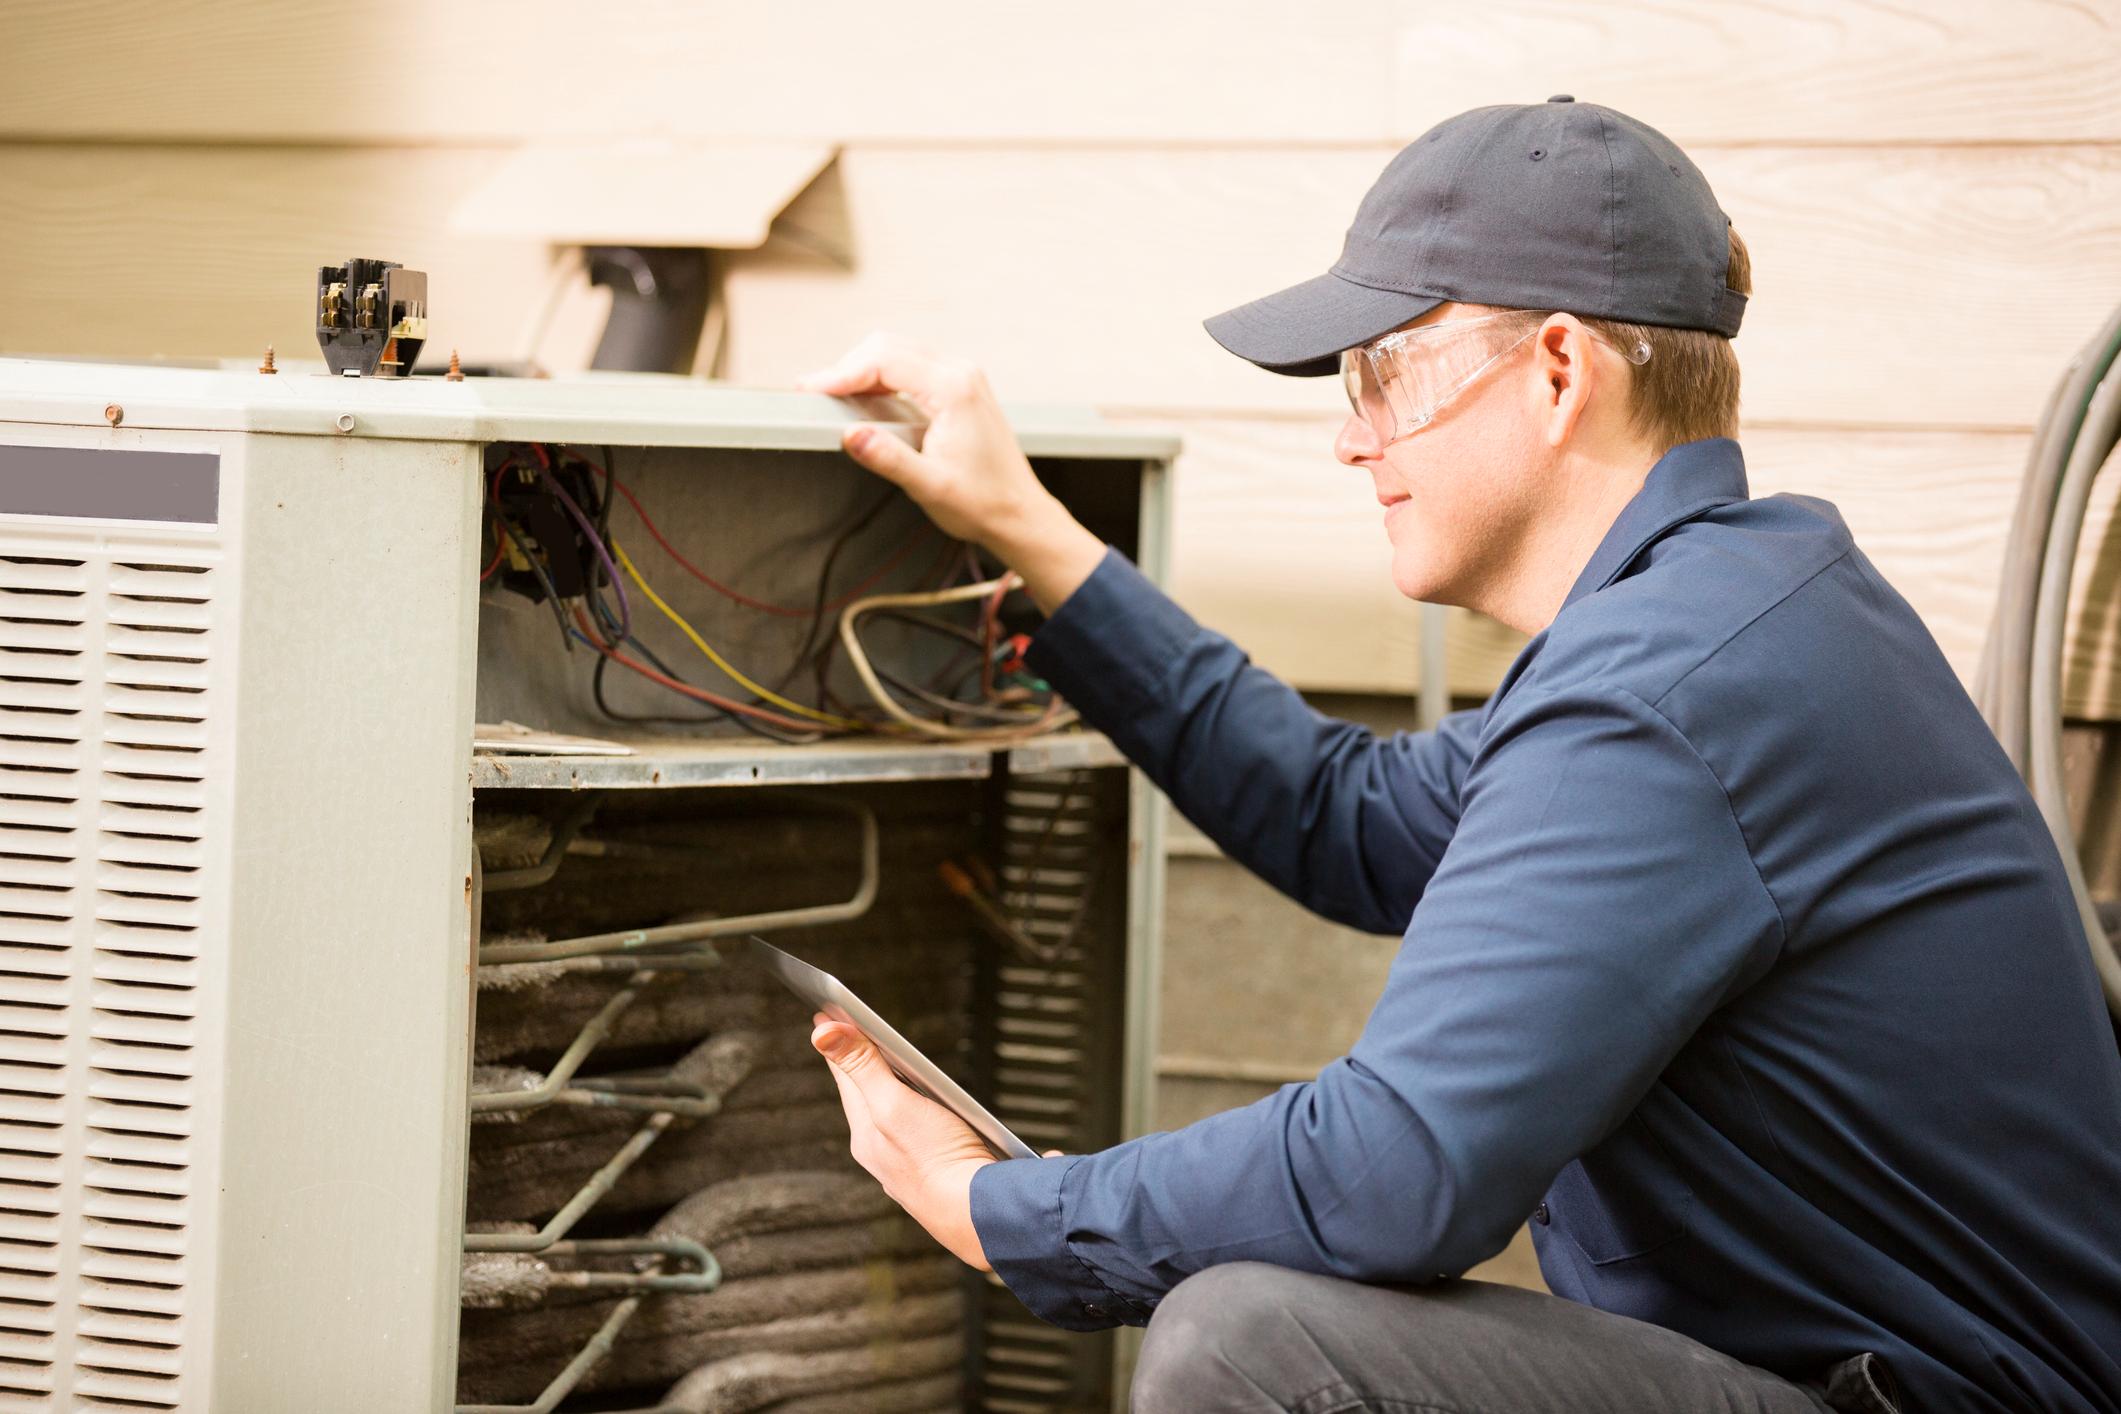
797, 334, 1105, 614
810, 1012, 997, 1271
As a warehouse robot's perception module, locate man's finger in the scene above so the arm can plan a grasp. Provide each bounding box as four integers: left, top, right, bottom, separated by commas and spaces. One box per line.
841, 425, 936, 496
824, 1051, 876, 1134
797, 336, 951, 409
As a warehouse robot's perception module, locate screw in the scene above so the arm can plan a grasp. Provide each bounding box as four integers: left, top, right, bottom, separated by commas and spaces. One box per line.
446, 348, 464, 382
103, 404, 123, 427
259, 345, 278, 375
335, 413, 355, 433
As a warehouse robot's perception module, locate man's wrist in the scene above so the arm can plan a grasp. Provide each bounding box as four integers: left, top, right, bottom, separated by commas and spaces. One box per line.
931, 1156, 996, 1271
981, 494, 1105, 615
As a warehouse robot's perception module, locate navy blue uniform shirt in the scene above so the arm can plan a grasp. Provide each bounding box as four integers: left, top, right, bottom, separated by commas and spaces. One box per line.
970, 437, 2121, 1413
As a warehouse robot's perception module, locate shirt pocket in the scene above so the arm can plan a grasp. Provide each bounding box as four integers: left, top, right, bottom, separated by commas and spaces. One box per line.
1547, 1133, 1697, 1265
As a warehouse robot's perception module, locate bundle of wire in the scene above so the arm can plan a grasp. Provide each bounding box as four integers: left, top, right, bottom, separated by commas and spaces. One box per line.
1975, 300, 2121, 1016
478, 443, 1075, 747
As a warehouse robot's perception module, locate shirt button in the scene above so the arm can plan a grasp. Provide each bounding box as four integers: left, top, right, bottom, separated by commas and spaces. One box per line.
1533, 1202, 1551, 1225
1083, 1303, 1106, 1320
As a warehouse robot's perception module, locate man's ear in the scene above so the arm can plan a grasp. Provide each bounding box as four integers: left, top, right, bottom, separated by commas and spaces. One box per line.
1533, 314, 1596, 450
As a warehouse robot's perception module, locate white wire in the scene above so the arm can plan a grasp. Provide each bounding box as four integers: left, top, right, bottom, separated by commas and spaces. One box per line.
837, 574, 1079, 741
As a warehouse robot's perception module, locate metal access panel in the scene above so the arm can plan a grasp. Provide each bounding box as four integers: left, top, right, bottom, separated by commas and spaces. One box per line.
0, 357, 1173, 1413
0, 415, 481, 1411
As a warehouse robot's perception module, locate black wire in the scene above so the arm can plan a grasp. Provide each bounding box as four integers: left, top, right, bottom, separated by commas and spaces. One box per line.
491, 446, 823, 746
769, 484, 901, 700
595, 446, 617, 580
581, 561, 824, 745
492, 502, 576, 653
566, 496, 821, 745
862, 607, 988, 653
589, 647, 822, 745
873, 664, 1047, 724
584, 584, 824, 744
544, 447, 971, 745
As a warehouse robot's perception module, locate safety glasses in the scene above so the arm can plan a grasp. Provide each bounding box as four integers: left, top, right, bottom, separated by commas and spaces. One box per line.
1340, 312, 1652, 447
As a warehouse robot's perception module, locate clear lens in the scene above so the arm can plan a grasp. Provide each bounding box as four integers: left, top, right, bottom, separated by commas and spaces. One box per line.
1340, 312, 1651, 447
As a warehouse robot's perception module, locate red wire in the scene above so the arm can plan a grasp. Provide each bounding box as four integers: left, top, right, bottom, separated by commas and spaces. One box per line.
978, 575, 1013, 701
569, 608, 840, 734
478, 460, 515, 583
580, 459, 934, 618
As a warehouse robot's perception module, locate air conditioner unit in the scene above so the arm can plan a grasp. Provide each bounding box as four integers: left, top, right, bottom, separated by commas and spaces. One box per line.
0, 359, 1173, 1413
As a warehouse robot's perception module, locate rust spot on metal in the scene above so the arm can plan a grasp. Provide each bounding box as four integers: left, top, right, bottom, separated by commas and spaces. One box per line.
103, 403, 123, 427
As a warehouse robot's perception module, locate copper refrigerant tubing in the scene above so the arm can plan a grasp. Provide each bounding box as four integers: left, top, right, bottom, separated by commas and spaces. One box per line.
541, 1236, 721, 1295
476, 952, 720, 987
455, 1293, 651, 1414
551, 1089, 723, 1118
483, 793, 604, 893
469, 975, 654, 1114
476, 803, 878, 965
464, 1111, 679, 1254
468, 940, 738, 1114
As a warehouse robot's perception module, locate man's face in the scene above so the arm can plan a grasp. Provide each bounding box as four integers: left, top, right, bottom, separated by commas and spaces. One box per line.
1333, 302, 1548, 606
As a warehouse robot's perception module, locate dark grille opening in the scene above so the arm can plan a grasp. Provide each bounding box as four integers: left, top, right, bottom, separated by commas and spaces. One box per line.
460, 774, 1131, 1412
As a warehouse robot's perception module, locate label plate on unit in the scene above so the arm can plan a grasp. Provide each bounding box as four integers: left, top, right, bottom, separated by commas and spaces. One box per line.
0, 444, 219, 523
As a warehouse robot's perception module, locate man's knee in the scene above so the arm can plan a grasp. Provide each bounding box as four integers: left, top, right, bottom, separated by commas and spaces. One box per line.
1132, 1263, 1303, 1414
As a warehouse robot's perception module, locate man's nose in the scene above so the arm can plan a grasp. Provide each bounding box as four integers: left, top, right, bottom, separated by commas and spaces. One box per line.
1334, 412, 1383, 467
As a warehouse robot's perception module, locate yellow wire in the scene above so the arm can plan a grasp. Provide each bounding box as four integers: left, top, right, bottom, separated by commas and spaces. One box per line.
611, 538, 870, 730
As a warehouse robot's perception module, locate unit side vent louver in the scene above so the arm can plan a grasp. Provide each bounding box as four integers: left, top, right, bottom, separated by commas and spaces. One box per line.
979, 770, 1106, 1413
0, 542, 222, 1413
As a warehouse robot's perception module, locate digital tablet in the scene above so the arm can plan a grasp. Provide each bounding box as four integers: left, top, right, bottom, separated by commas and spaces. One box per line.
749, 937, 1039, 1161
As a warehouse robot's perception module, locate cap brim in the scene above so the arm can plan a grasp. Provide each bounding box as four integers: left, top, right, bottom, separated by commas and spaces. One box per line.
1204, 272, 1445, 378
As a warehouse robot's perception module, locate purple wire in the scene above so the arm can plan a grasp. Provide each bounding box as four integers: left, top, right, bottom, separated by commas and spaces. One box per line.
537, 461, 630, 638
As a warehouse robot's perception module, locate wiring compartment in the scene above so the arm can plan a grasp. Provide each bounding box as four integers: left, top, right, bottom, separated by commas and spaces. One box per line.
473, 442, 1142, 764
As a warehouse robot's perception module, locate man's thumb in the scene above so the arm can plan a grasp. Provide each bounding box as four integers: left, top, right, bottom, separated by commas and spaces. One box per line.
813, 1020, 884, 1081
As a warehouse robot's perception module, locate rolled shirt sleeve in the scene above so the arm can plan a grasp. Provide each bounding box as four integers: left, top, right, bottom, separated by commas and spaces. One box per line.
972, 670, 1787, 1328
1024, 548, 1482, 935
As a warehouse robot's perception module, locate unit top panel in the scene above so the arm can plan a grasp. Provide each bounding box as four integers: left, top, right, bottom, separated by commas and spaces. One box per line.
0, 358, 1179, 461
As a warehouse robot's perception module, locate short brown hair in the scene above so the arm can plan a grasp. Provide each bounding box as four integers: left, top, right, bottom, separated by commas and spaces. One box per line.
1576, 226, 1751, 450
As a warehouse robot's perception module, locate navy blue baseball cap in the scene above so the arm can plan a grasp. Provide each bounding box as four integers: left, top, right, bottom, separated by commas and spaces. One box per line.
1205, 96, 1746, 377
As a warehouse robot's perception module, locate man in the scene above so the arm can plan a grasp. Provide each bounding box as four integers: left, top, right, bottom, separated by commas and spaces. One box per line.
796, 98, 2121, 1412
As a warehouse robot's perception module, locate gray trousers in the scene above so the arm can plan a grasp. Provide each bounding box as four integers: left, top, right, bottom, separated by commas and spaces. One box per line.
1131, 1263, 1897, 1414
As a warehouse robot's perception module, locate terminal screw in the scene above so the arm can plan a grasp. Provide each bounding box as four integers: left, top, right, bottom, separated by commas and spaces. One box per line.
103, 404, 123, 427
446, 348, 464, 382
259, 345, 278, 375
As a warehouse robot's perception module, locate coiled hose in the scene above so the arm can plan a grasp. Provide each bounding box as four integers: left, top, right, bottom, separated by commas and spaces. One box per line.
1975, 304, 2121, 1017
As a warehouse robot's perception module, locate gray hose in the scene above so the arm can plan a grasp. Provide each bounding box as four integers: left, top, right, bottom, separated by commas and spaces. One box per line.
1975, 353, 2075, 748
1979, 301, 2121, 770
2025, 357, 2121, 1012
1978, 303, 2121, 1018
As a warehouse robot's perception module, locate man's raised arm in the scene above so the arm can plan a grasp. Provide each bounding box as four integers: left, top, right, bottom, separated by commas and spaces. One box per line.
800, 335, 1477, 933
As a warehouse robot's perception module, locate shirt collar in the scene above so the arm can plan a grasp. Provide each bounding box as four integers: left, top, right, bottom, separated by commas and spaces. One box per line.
1560, 436, 1750, 612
